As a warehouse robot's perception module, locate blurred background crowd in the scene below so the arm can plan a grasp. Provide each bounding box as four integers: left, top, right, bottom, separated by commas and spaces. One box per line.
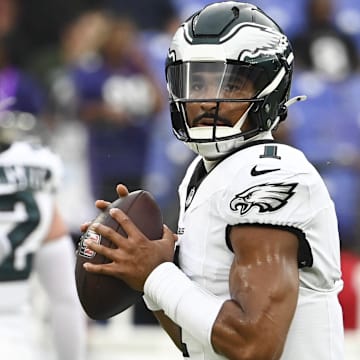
1, 0, 360, 358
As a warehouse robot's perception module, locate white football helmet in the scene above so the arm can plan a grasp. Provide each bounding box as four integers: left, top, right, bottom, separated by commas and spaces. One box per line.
166, 1, 295, 159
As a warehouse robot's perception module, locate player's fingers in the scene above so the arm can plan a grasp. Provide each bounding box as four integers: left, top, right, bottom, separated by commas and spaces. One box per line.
95, 199, 110, 210
90, 222, 129, 248
80, 221, 92, 233
163, 225, 177, 245
109, 208, 143, 238
116, 184, 129, 197
83, 233, 122, 259
83, 262, 117, 276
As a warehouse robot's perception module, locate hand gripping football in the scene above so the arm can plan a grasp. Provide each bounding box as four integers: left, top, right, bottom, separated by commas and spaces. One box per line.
75, 190, 163, 320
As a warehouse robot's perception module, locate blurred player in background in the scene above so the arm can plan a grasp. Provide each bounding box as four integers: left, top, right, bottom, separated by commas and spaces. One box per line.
0, 104, 86, 360
82, 2, 344, 359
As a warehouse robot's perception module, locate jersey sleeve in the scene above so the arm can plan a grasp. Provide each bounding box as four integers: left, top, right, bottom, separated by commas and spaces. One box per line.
220, 166, 329, 231
219, 166, 333, 268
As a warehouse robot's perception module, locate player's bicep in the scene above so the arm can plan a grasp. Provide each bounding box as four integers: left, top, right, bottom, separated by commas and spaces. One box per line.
212, 225, 299, 358
229, 225, 299, 323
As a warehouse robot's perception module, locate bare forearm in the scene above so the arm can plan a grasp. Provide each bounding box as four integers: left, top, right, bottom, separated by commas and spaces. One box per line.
153, 310, 183, 351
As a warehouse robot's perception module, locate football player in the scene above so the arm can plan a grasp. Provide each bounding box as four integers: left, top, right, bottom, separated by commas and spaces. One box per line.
0, 108, 86, 360
82, 2, 344, 359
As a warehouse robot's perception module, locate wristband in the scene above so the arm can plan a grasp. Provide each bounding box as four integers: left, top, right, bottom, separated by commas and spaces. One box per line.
144, 262, 224, 350
142, 293, 161, 311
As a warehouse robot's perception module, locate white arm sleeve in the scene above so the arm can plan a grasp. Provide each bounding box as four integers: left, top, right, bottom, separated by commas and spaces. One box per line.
144, 262, 224, 354
34, 235, 87, 360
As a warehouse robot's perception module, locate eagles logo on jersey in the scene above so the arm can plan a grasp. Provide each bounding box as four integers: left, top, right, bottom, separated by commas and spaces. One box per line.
230, 182, 298, 215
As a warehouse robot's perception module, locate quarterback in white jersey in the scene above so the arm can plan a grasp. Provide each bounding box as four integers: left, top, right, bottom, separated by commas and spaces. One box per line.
82, 2, 344, 360
175, 142, 343, 359
0, 112, 86, 360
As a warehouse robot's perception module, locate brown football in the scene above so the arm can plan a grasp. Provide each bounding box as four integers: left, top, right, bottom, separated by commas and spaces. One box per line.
75, 190, 163, 320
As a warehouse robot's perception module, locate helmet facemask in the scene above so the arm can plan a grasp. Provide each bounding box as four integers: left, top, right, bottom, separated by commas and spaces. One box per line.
167, 61, 268, 141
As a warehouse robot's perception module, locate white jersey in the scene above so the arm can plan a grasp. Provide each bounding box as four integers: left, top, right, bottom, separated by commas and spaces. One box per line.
177, 140, 344, 360
0, 141, 63, 311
